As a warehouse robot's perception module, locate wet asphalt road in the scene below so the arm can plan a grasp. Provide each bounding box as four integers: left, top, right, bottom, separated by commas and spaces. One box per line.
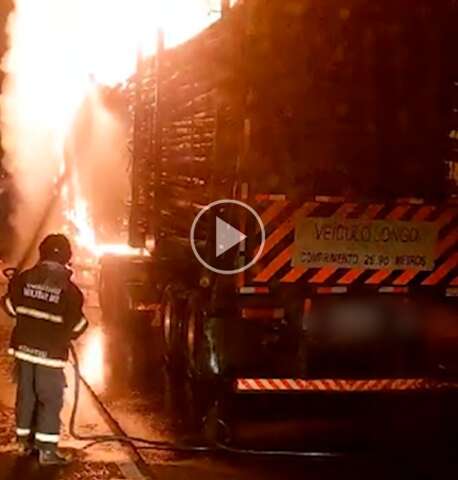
1, 304, 457, 479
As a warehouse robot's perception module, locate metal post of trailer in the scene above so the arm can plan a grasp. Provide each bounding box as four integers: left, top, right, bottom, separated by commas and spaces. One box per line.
129, 48, 147, 247
152, 29, 165, 237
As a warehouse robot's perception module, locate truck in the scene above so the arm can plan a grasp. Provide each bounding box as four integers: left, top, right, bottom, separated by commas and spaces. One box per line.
100, 0, 458, 447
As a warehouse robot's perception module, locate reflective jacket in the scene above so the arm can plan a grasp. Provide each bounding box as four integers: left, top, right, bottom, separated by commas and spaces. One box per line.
2, 261, 88, 368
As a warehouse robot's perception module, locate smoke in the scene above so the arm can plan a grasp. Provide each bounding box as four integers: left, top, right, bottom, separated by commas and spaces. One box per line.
65, 88, 130, 244
0, 0, 141, 262
0, 0, 229, 262
0, 0, 93, 262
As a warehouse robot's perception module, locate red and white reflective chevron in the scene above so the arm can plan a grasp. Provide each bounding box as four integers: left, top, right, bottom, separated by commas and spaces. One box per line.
251, 198, 457, 287
236, 378, 458, 392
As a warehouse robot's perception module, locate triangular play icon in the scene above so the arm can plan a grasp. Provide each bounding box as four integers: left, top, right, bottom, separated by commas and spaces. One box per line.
216, 217, 247, 257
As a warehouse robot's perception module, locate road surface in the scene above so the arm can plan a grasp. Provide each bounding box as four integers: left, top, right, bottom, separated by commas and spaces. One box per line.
0, 297, 456, 479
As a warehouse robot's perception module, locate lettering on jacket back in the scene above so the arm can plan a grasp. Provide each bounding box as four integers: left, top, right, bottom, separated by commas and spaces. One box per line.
23, 284, 62, 304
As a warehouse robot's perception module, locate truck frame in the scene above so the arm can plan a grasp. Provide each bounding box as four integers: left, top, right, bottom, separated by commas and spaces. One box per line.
100, 0, 458, 442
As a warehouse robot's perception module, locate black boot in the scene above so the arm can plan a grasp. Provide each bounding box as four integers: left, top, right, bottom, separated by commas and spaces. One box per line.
38, 449, 70, 466
17, 438, 36, 457
18, 443, 35, 456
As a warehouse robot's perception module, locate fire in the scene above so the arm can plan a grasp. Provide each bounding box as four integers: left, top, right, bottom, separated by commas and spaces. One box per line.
65, 196, 97, 255
79, 326, 105, 390
64, 188, 147, 258
1, 0, 232, 260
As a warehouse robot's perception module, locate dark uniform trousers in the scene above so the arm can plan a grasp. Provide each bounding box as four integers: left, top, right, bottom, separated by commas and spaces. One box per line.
4, 260, 88, 451
16, 360, 65, 451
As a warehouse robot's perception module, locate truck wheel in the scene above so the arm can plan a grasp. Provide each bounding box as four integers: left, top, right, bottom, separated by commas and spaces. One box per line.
160, 286, 186, 373
185, 292, 220, 380
162, 366, 220, 438
186, 293, 200, 378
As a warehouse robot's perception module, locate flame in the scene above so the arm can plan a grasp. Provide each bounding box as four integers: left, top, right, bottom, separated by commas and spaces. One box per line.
65, 196, 97, 255
79, 326, 105, 390
65, 189, 148, 258
1, 0, 231, 261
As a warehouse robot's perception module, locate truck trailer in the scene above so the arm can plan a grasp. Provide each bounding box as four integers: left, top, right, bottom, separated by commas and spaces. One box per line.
100, 0, 458, 446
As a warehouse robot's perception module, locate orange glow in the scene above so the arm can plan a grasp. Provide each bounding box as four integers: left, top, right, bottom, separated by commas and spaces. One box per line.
79, 326, 105, 390
1, 0, 233, 260
64, 188, 148, 258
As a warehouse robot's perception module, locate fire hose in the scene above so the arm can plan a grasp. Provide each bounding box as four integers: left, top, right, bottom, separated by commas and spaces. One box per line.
68, 343, 338, 457
1, 173, 338, 459
2, 267, 337, 457
68, 343, 212, 453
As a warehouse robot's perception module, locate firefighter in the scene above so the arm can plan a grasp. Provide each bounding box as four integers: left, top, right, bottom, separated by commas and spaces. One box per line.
2, 234, 88, 466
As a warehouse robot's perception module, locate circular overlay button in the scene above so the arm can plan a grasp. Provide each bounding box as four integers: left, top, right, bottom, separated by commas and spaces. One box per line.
190, 199, 266, 275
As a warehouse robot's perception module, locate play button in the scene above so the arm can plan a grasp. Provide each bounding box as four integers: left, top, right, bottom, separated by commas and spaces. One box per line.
216, 217, 247, 257
190, 199, 266, 275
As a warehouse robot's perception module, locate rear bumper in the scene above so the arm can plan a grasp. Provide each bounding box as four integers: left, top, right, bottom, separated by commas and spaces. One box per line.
222, 379, 458, 452
234, 377, 458, 393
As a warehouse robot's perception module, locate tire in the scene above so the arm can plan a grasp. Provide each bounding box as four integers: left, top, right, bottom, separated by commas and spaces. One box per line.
185, 292, 202, 378
185, 292, 221, 381
160, 285, 187, 373
179, 292, 236, 442
162, 366, 205, 433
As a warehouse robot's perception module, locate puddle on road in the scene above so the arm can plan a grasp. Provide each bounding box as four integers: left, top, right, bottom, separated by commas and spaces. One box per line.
71, 317, 187, 451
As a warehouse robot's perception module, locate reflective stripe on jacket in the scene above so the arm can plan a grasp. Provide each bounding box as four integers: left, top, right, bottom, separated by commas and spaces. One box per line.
2, 262, 88, 367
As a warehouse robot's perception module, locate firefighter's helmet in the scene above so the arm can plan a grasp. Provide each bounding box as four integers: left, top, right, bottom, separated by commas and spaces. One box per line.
39, 234, 72, 265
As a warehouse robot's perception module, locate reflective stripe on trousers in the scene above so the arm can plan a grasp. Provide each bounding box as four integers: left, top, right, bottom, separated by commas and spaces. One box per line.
15, 360, 65, 450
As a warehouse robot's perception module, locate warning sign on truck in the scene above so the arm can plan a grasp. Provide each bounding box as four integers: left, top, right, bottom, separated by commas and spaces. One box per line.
293, 218, 438, 271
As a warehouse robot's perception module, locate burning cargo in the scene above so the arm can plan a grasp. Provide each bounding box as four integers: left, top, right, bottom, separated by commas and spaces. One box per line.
127, 0, 456, 251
